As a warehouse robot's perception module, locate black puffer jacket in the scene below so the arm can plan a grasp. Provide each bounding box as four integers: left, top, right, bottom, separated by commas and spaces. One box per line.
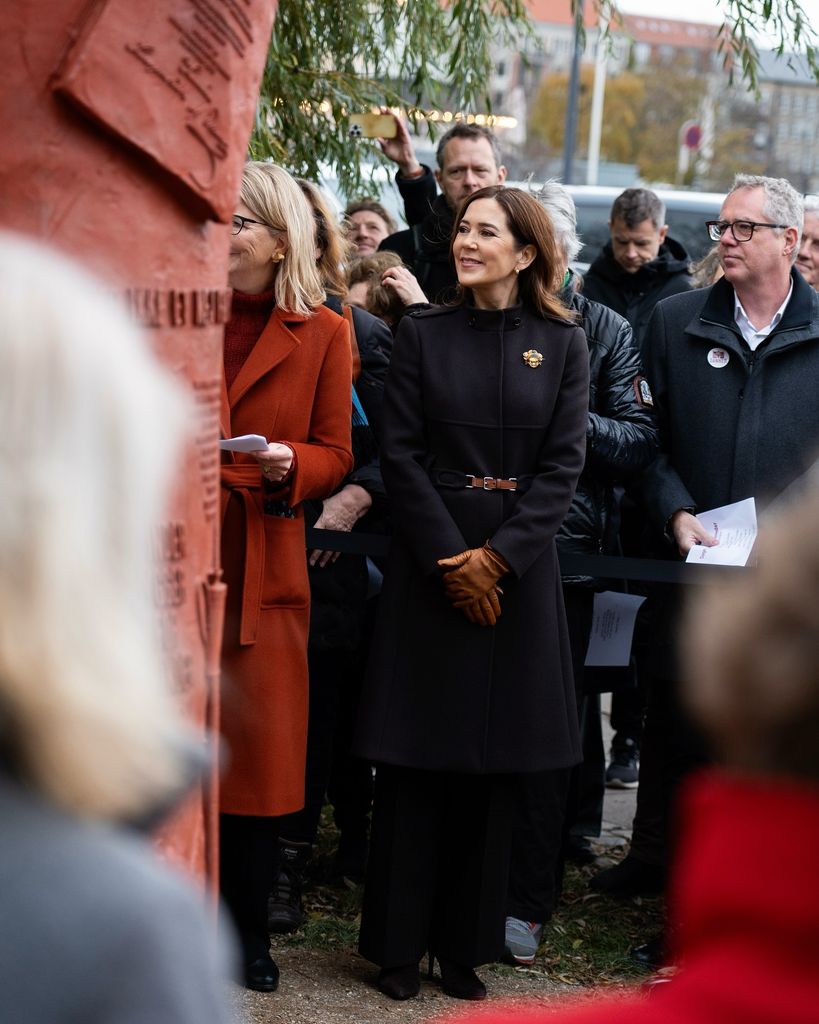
557, 277, 659, 582
582, 237, 692, 348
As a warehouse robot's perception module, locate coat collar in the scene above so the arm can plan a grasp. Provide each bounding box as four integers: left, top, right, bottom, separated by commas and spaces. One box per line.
464, 303, 525, 332
220, 306, 310, 436
687, 269, 819, 352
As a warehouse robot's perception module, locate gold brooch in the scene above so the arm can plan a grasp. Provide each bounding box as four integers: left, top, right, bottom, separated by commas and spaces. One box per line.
522, 349, 543, 368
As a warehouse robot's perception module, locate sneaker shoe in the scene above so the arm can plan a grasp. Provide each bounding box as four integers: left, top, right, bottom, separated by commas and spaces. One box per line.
504, 917, 543, 965
605, 736, 640, 789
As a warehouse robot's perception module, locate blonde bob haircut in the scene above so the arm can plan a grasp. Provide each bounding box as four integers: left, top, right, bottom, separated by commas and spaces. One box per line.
0, 233, 193, 821
239, 161, 326, 316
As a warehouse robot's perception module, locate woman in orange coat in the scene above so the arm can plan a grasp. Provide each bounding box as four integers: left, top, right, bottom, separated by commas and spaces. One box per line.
218, 162, 352, 991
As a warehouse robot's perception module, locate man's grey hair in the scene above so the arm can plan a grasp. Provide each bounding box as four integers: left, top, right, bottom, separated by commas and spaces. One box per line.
730, 174, 803, 260
610, 188, 666, 230
803, 193, 819, 216
435, 123, 502, 172
529, 179, 582, 266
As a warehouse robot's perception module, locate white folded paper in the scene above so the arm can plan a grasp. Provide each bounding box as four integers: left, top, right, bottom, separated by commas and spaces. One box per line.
685, 496, 757, 567
584, 591, 647, 667
219, 434, 268, 453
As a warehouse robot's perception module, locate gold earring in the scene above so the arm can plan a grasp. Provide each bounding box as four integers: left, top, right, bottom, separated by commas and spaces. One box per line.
272, 252, 284, 263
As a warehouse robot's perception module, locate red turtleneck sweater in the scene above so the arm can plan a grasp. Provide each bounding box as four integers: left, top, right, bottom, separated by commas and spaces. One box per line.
223, 288, 276, 390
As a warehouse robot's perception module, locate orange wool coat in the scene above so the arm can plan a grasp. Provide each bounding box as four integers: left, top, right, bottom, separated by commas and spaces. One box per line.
219, 303, 353, 816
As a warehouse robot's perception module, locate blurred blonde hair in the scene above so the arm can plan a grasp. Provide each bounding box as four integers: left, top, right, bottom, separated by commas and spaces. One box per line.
296, 178, 352, 298
239, 162, 325, 315
684, 492, 819, 782
0, 233, 193, 820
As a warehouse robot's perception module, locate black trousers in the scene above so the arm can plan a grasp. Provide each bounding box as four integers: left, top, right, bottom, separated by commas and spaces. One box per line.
277, 646, 373, 847
506, 766, 572, 922
629, 669, 709, 867
219, 814, 277, 964
506, 586, 595, 923
359, 764, 515, 969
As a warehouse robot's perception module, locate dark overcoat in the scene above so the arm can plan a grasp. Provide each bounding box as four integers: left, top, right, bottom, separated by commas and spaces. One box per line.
219, 304, 353, 816
356, 303, 590, 774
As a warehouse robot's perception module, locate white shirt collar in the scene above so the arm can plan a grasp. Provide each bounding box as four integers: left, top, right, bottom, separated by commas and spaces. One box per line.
734, 280, 793, 351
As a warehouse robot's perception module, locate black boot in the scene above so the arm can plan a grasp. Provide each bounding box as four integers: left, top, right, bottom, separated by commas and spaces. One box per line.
268, 839, 311, 934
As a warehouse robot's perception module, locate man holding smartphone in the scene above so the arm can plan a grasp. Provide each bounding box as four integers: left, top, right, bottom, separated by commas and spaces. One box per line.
376, 114, 506, 302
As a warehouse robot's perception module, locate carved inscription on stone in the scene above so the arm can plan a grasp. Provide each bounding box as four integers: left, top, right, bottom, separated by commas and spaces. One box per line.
154, 521, 192, 695
194, 377, 221, 524
124, 288, 232, 328
53, 0, 277, 220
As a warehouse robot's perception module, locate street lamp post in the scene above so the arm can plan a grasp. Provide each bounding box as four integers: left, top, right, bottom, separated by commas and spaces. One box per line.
563, 0, 584, 184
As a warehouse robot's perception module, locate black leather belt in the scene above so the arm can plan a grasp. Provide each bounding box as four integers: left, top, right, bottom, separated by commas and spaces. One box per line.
263, 498, 297, 518
430, 469, 533, 493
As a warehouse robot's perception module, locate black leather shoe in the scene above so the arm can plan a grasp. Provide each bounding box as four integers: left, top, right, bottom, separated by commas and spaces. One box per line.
566, 835, 597, 865
377, 963, 421, 1000
437, 958, 487, 1001
244, 955, 280, 992
589, 855, 665, 896
631, 932, 666, 970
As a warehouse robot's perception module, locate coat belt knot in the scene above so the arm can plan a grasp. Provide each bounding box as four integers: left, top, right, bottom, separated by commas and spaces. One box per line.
220, 464, 266, 646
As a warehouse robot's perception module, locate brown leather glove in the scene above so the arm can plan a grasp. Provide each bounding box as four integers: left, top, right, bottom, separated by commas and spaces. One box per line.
437, 544, 510, 603
460, 588, 503, 627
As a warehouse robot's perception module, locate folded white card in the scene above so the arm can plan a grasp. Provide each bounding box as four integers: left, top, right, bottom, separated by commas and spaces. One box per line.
219, 434, 268, 453
685, 496, 757, 567
584, 591, 647, 667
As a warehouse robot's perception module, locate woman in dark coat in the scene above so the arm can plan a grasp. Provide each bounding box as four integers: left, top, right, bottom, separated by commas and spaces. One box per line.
355, 185, 590, 1001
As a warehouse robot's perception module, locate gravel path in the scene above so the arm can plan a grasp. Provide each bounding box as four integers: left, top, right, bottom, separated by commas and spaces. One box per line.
229, 947, 619, 1024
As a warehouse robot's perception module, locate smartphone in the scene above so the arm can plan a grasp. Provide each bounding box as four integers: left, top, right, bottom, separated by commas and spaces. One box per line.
348, 113, 397, 139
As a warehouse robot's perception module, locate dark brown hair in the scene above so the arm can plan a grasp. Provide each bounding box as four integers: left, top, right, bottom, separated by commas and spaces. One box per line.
344, 198, 397, 236
347, 251, 406, 324
451, 185, 575, 321
296, 178, 352, 298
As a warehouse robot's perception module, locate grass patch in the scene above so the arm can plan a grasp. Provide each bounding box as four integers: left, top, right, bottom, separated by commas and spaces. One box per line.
536, 861, 664, 986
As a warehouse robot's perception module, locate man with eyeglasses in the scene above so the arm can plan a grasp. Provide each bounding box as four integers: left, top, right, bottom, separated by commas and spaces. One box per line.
590, 174, 819, 964
376, 118, 507, 303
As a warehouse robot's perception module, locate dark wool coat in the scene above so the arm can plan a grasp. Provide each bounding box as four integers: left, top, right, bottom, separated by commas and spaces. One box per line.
219, 304, 353, 816
638, 270, 819, 536
355, 303, 590, 774
582, 237, 692, 348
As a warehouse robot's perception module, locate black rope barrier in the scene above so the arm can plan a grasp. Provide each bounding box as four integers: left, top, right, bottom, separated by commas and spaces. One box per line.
305, 528, 748, 585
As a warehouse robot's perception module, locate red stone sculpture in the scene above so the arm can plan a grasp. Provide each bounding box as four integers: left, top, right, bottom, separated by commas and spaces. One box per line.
0, 0, 278, 886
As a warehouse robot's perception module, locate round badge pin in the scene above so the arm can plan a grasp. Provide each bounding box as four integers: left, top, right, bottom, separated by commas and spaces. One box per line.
707, 347, 730, 368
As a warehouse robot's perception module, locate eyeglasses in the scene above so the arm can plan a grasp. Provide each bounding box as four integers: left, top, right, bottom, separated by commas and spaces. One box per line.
706, 220, 790, 242
231, 214, 270, 235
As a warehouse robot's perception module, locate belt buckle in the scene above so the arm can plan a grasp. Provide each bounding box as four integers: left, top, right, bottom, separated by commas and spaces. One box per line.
482, 476, 496, 490
507, 477, 518, 491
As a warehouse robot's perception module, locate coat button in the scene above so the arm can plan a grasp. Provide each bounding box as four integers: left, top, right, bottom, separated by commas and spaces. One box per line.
469, 316, 476, 326
513, 317, 521, 327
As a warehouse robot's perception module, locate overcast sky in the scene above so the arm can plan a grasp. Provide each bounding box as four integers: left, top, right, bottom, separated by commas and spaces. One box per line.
617, 0, 819, 43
